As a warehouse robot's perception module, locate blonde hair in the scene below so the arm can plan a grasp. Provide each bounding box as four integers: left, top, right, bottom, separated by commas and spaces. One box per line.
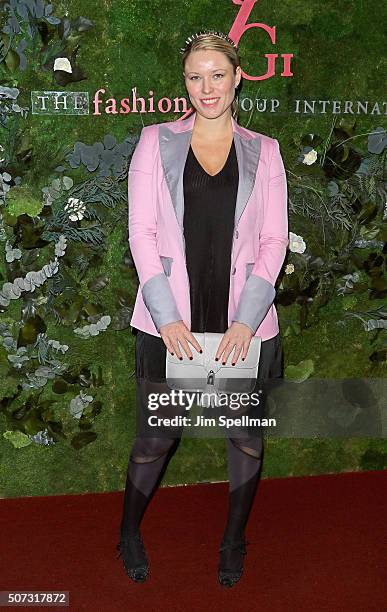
181, 32, 241, 120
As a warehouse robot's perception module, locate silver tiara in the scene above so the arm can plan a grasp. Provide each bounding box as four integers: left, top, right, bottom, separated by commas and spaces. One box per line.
180, 30, 239, 54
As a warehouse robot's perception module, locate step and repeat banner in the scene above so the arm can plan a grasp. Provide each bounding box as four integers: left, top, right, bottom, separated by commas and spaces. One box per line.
0, 0, 385, 497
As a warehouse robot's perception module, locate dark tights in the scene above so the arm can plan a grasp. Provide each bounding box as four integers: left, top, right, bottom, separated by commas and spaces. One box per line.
119, 433, 263, 565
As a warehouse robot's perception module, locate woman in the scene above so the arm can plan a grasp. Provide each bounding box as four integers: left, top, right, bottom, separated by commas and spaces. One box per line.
117, 30, 289, 587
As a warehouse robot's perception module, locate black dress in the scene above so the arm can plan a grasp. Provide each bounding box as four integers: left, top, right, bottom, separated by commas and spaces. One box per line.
183, 139, 238, 333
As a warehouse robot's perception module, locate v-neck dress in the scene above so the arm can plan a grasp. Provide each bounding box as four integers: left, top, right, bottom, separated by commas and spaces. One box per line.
182, 139, 239, 333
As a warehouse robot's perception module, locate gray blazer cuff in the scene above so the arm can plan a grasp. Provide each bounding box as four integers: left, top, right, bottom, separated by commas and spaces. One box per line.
232, 274, 276, 334
142, 273, 182, 331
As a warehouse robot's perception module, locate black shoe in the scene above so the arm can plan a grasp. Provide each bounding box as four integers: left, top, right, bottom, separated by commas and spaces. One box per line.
116, 531, 149, 583
218, 535, 249, 588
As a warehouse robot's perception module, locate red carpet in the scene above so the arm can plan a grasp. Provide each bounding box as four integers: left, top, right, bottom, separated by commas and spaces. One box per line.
1, 470, 385, 611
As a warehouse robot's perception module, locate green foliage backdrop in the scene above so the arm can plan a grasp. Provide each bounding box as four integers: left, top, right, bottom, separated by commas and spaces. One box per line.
0, 0, 386, 497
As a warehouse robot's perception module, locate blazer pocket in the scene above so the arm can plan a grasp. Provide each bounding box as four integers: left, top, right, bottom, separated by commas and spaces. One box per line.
160, 255, 173, 277
245, 262, 254, 281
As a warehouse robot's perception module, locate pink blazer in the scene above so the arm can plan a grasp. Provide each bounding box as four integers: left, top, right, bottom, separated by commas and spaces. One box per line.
128, 111, 289, 341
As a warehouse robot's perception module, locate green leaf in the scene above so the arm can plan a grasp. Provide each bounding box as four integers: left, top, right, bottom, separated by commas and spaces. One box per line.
18, 316, 47, 347
3, 430, 32, 448
52, 380, 69, 394
71, 431, 97, 449
87, 275, 109, 291
4, 49, 20, 72
284, 359, 315, 382
111, 307, 132, 330
6, 186, 44, 218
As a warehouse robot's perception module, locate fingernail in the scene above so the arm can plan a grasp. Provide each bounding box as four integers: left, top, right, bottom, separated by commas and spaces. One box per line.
222, 361, 226, 365
199, 350, 203, 354
215, 358, 218, 361
232, 363, 235, 366
179, 357, 183, 361
189, 357, 193, 360
242, 358, 245, 361
171, 352, 174, 355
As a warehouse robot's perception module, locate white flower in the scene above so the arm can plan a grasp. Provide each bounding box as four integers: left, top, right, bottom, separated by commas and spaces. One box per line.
302, 149, 318, 165
53, 57, 72, 74
285, 263, 295, 274
0, 144, 4, 164
64, 197, 86, 221
289, 232, 306, 253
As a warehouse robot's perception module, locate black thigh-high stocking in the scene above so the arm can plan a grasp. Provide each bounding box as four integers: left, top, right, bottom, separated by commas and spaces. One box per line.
219, 333, 281, 572
224, 436, 263, 541
120, 373, 186, 542
220, 436, 263, 570
119, 436, 178, 542
222, 336, 276, 544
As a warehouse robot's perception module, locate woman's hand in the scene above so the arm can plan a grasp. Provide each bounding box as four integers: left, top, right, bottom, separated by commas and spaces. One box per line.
215, 322, 254, 365
159, 320, 203, 359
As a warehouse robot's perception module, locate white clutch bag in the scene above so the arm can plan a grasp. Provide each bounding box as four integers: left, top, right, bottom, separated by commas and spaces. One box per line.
166, 332, 261, 407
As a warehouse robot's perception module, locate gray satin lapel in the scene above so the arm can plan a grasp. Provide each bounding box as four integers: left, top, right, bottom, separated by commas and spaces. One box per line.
159, 123, 261, 232
233, 133, 261, 229
159, 124, 191, 231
